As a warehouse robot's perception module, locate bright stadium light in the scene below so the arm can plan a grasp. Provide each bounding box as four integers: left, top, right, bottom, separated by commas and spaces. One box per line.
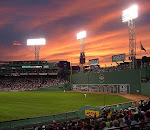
77, 31, 86, 40
122, 5, 138, 22
76, 31, 86, 72
27, 38, 46, 46
27, 38, 46, 61
122, 5, 138, 69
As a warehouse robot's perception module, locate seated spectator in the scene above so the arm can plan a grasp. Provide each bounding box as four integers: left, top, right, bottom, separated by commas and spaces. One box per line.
145, 111, 150, 122
100, 121, 108, 130
111, 120, 120, 129
131, 114, 139, 125
119, 118, 127, 127
125, 116, 131, 125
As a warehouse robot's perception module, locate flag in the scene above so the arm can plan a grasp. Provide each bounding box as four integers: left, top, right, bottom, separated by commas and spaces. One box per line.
140, 41, 146, 52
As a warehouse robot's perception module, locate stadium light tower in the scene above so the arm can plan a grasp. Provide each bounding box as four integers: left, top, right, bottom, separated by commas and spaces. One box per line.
122, 5, 138, 69
27, 38, 46, 61
77, 31, 86, 72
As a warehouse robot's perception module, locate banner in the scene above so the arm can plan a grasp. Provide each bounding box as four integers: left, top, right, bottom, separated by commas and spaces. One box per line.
22, 66, 31, 68
80, 52, 85, 64
43, 65, 49, 68
112, 54, 125, 62
48, 73, 57, 75
11, 73, 19, 76
85, 110, 99, 117
39, 73, 47, 75
89, 58, 99, 65
31, 66, 42, 68
20, 73, 28, 75
29, 73, 38, 75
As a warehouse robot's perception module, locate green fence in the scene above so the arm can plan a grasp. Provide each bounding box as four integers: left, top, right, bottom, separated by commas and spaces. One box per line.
0, 111, 79, 129
0, 101, 135, 129
78, 101, 134, 118
27, 83, 71, 91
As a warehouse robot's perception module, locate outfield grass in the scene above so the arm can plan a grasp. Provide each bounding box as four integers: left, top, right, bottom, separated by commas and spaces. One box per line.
0, 91, 131, 121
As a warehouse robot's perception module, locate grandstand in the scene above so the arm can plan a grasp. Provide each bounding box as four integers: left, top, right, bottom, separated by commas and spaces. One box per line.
0, 60, 58, 76
0, 60, 69, 91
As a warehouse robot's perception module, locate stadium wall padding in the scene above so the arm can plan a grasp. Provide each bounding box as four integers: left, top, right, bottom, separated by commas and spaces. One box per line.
69, 70, 141, 94
27, 83, 70, 91
141, 83, 150, 97
141, 66, 150, 79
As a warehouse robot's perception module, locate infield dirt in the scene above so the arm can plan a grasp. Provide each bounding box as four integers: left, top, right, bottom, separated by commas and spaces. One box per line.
72, 91, 149, 101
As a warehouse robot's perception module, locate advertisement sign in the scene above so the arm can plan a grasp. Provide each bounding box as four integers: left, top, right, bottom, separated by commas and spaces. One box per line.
43, 65, 49, 68
11, 73, 19, 76
29, 73, 38, 75
20, 73, 28, 75
22, 66, 31, 68
80, 52, 85, 64
31, 66, 42, 68
48, 73, 57, 75
39, 73, 47, 75
112, 54, 126, 62
85, 110, 99, 117
89, 58, 99, 65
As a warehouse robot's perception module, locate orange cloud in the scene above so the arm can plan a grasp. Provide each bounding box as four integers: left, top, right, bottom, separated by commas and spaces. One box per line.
0, 0, 150, 68
13, 41, 21, 46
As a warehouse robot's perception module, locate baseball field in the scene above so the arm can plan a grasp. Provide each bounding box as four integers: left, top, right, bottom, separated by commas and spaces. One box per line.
0, 91, 131, 121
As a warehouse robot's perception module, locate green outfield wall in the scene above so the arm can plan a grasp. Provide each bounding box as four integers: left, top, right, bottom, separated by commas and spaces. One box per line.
141, 83, 150, 97
68, 69, 141, 94
27, 83, 70, 91
141, 66, 150, 79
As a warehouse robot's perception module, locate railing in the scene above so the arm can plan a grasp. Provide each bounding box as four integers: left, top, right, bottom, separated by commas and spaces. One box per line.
0, 111, 80, 129
0, 101, 135, 129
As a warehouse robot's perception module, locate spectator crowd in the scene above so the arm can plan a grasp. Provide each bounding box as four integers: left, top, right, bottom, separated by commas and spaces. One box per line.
0, 76, 68, 91
27, 99, 150, 130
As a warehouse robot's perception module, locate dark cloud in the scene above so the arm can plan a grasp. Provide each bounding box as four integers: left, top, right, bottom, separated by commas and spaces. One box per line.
0, 0, 150, 67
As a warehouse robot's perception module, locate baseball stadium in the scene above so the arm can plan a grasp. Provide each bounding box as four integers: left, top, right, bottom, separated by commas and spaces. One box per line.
0, 56, 150, 129
0, 2, 150, 130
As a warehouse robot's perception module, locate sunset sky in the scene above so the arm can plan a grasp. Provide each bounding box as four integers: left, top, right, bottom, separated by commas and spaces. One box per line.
0, 0, 150, 67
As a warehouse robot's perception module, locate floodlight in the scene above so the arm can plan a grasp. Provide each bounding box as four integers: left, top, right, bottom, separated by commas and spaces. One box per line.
122, 5, 138, 22
122, 5, 138, 69
27, 38, 46, 61
27, 38, 46, 46
77, 31, 86, 40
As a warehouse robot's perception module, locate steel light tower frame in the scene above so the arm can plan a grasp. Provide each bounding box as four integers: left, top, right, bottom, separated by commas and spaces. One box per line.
128, 20, 136, 69
34, 45, 40, 61
27, 38, 46, 61
77, 31, 86, 72
80, 38, 85, 72
122, 5, 138, 69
